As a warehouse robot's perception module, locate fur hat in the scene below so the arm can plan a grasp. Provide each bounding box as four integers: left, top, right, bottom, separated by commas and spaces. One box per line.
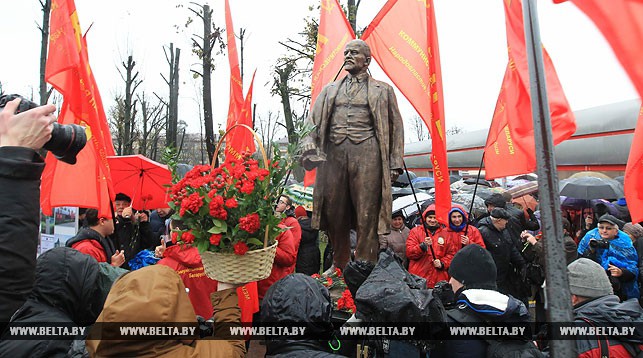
115, 193, 132, 202
567, 258, 612, 298
449, 244, 497, 290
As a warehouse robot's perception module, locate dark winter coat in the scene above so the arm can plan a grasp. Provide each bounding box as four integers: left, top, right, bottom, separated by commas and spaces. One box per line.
0, 248, 102, 357
112, 216, 155, 269
477, 216, 526, 295
432, 289, 538, 358
296, 217, 321, 276
0, 147, 43, 324
573, 295, 643, 357
261, 274, 343, 357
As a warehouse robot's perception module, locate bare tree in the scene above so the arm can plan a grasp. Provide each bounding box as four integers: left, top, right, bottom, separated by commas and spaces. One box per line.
137, 92, 165, 158
187, 2, 224, 163
108, 96, 126, 155
118, 55, 142, 155
38, 0, 53, 105
162, 43, 181, 148
446, 125, 465, 136
408, 115, 429, 142
256, 110, 281, 157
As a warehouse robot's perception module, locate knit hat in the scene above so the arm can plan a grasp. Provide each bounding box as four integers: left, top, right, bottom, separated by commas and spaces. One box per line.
623, 223, 643, 240
294, 205, 308, 218
449, 244, 497, 290
490, 207, 510, 220
567, 258, 613, 298
484, 193, 507, 208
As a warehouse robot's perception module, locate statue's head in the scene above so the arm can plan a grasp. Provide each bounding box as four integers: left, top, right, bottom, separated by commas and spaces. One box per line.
343, 39, 371, 75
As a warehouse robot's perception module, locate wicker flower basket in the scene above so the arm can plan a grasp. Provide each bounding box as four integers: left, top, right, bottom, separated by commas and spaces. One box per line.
200, 241, 278, 283
198, 123, 278, 284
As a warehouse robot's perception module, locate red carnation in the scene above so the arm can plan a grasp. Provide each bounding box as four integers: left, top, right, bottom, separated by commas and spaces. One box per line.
225, 198, 238, 209
233, 242, 249, 255
171, 232, 178, 244
181, 230, 195, 244
311, 273, 321, 279
239, 213, 260, 234
335, 267, 342, 277
209, 234, 222, 246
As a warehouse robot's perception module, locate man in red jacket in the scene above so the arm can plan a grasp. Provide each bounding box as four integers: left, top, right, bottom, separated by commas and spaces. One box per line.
66, 209, 125, 267
406, 205, 458, 288
257, 225, 300, 300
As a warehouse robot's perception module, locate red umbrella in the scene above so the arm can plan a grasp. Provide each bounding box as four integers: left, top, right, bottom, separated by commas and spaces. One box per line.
107, 155, 172, 210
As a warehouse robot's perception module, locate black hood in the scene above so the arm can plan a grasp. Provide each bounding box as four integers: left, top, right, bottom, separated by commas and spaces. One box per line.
30, 247, 101, 324
260, 273, 333, 334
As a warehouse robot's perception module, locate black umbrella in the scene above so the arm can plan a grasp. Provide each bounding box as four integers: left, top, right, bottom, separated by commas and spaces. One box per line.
449, 174, 462, 184
394, 170, 418, 187
614, 176, 624, 185
559, 177, 624, 200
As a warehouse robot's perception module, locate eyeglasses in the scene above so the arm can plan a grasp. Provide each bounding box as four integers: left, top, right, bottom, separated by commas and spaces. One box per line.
597, 226, 616, 231
278, 200, 288, 205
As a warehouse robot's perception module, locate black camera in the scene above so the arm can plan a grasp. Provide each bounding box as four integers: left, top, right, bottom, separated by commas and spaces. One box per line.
589, 239, 610, 249
0, 94, 86, 164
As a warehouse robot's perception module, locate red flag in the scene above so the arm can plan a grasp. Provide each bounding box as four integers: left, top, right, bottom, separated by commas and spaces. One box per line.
625, 107, 643, 223
303, 0, 355, 187
484, 0, 576, 180
223, 0, 255, 161
555, 0, 643, 96
41, 0, 115, 219
361, 0, 451, 224
226, 69, 257, 158
236, 281, 259, 323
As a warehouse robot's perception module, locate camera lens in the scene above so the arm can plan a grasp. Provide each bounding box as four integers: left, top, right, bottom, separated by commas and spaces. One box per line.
43, 123, 87, 165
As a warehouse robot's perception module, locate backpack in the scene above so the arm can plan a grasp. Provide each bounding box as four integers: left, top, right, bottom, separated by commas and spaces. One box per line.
486, 339, 545, 358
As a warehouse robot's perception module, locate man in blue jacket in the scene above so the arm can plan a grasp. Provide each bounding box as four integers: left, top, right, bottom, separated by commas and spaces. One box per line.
578, 214, 639, 300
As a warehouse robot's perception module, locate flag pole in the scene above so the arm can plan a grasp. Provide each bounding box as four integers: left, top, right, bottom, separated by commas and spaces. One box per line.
522, 0, 575, 356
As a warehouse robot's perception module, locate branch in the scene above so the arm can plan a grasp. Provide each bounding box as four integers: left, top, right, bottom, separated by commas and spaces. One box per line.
278, 41, 310, 58
190, 69, 203, 77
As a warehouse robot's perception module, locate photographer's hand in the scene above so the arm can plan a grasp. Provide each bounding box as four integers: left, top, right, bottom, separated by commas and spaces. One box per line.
0, 98, 56, 149
608, 264, 623, 278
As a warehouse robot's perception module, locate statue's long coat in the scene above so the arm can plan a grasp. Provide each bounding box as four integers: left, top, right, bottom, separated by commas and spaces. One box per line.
303, 76, 404, 235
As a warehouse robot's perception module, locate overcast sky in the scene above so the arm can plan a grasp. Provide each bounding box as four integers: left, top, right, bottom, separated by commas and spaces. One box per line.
0, 0, 637, 142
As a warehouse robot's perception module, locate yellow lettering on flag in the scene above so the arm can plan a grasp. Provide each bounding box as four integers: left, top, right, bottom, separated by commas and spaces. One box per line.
321, 0, 335, 14
70, 11, 82, 53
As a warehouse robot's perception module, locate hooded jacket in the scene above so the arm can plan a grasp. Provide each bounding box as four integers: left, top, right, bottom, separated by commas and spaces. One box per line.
261, 273, 342, 357
67, 227, 117, 263
86, 265, 245, 357
0, 247, 103, 357
158, 244, 218, 319
258, 227, 300, 300
406, 205, 458, 288
432, 288, 536, 358
573, 295, 643, 357
0, 147, 44, 323
476, 216, 526, 290
446, 207, 485, 250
